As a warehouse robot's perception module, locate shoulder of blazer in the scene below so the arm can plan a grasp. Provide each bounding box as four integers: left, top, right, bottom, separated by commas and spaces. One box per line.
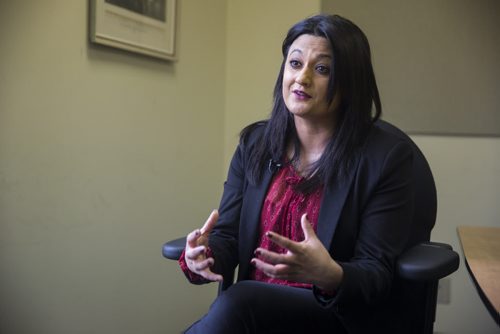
360, 122, 413, 162
236, 121, 268, 167
239, 121, 267, 149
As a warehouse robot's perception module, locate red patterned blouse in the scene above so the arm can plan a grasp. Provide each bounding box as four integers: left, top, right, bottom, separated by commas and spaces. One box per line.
250, 163, 324, 288
179, 163, 324, 288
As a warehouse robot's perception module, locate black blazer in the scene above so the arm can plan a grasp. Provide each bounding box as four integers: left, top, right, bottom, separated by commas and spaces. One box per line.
208, 121, 417, 332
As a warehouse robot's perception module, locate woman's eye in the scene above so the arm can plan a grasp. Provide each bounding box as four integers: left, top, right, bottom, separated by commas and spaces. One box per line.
289, 60, 301, 68
316, 65, 330, 74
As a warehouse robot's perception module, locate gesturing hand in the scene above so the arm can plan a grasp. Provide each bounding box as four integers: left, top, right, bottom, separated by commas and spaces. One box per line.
251, 214, 343, 292
184, 210, 223, 282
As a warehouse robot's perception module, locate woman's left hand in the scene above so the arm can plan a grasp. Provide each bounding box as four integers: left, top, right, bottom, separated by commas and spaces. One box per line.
251, 214, 343, 293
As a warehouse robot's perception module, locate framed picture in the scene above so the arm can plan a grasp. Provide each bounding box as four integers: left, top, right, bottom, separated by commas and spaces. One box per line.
90, 0, 177, 61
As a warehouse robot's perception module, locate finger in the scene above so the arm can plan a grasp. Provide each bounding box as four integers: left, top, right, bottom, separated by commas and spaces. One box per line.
251, 258, 288, 279
192, 257, 214, 271
300, 214, 315, 240
187, 257, 223, 282
185, 245, 206, 260
266, 231, 301, 253
200, 209, 219, 236
199, 269, 223, 282
186, 229, 202, 248
190, 258, 223, 282
255, 248, 292, 265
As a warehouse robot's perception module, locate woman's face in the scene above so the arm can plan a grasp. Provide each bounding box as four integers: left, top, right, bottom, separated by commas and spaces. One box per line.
282, 34, 338, 125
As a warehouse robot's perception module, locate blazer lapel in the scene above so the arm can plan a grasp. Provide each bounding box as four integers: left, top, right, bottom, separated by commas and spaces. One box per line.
317, 157, 359, 251
238, 168, 274, 279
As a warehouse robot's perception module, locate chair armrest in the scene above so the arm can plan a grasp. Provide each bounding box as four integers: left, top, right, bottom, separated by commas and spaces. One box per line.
162, 237, 186, 260
397, 242, 460, 281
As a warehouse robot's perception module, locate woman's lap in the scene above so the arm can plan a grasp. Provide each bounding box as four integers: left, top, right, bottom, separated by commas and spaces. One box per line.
184, 280, 345, 334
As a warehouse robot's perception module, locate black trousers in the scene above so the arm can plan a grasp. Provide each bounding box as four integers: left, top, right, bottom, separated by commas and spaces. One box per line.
184, 281, 347, 334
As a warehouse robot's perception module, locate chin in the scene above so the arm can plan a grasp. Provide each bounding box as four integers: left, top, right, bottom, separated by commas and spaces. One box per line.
286, 105, 308, 116
289, 111, 310, 119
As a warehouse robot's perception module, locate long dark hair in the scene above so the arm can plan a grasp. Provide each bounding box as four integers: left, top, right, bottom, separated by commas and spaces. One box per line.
241, 14, 381, 192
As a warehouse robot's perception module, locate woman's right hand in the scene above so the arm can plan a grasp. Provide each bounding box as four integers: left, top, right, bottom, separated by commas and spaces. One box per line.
184, 210, 223, 282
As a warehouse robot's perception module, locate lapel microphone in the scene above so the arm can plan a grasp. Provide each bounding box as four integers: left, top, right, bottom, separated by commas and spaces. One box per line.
268, 159, 283, 173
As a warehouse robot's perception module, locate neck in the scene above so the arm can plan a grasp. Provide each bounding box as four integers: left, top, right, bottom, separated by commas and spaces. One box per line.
289, 116, 334, 173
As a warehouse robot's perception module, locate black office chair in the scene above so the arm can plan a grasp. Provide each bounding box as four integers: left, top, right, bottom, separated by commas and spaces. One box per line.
163, 120, 459, 334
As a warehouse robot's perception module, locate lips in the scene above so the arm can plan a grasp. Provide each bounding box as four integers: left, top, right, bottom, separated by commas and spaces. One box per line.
293, 89, 312, 99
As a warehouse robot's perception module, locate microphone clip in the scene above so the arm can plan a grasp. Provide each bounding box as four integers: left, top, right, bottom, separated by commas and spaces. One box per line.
268, 159, 282, 173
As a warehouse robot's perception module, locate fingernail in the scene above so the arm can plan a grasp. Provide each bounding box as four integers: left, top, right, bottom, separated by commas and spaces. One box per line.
254, 249, 261, 256
250, 259, 256, 266
266, 232, 273, 239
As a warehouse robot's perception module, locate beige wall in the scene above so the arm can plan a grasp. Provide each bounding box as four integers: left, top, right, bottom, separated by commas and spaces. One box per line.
0, 1, 322, 333
324, 0, 500, 136
0, 1, 225, 333
224, 0, 321, 167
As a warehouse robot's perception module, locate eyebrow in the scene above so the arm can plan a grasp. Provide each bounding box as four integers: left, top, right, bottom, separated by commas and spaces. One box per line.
289, 48, 332, 60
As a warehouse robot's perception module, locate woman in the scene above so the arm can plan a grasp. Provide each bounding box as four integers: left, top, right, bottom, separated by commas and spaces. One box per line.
180, 14, 414, 333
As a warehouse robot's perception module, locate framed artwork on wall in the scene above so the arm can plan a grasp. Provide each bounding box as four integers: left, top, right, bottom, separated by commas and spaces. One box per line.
90, 0, 177, 61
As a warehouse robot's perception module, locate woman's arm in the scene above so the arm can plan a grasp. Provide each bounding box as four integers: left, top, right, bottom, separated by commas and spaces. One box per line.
179, 128, 256, 284
206, 142, 247, 279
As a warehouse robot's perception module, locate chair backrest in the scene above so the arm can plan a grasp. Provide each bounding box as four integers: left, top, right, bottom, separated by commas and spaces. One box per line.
375, 120, 440, 333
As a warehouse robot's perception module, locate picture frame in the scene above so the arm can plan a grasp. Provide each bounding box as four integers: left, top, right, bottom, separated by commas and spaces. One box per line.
90, 0, 177, 61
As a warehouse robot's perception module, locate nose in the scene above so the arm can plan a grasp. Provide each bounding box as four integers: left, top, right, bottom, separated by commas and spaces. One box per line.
295, 67, 312, 86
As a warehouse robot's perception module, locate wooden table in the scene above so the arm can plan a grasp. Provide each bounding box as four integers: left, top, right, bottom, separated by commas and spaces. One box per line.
457, 226, 500, 325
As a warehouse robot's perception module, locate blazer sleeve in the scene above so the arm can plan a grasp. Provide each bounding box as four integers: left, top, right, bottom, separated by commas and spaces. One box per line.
317, 139, 414, 310
206, 139, 248, 282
